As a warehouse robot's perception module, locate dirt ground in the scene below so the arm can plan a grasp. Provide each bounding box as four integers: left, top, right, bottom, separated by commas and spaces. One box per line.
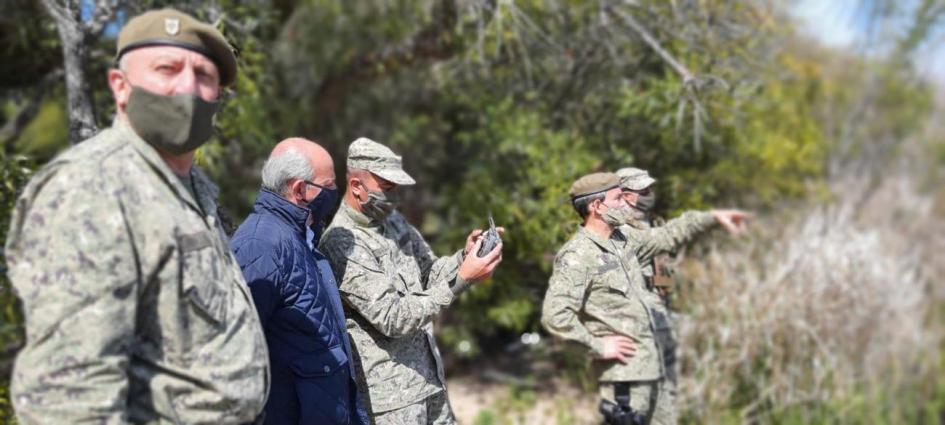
446, 372, 599, 425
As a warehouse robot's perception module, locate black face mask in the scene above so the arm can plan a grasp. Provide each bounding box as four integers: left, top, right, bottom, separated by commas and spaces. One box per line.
360, 189, 400, 221
304, 182, 339, 245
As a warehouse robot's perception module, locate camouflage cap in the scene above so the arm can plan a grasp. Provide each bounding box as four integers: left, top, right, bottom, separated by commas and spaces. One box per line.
616, 167, 656, 191
116, 8, 238, 86
347, 137, 416, 186
569, 172, 619, 199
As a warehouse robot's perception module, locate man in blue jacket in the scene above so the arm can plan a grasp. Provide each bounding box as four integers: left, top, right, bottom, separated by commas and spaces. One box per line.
231, 137, 368, 425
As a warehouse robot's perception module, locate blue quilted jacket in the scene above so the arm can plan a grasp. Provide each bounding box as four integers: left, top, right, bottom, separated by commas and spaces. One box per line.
231, 189, 367, 425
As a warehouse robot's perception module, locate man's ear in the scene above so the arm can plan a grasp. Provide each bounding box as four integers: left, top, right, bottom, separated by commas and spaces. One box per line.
108, 68, 131, 113
348, 177, 362, 199
589, 198, 603, 216
286, 179, 305, 203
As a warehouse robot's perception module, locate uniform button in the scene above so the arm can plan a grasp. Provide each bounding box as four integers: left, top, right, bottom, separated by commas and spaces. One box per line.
323, 365, 331, 373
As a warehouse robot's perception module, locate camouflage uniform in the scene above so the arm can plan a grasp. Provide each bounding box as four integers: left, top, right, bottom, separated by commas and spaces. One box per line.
319, 138, 468, 425
4, 120, 270, 424
541, 172, 715, 425
625, 217, 675, 297
615, 168, 677, 299
582, 166, 716, 424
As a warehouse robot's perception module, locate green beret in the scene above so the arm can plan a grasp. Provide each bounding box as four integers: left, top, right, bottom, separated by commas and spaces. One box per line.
116, 8, 237, 86
569, 172, 619, 199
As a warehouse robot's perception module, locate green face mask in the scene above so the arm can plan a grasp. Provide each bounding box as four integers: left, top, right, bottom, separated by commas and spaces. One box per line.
125, 86, 219, 155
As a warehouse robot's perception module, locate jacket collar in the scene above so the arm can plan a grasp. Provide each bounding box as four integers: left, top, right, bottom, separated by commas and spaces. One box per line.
338, 200, 380, 228
253, 189, 311, 235
580, 225, 626, 255
117, 119, 208, 214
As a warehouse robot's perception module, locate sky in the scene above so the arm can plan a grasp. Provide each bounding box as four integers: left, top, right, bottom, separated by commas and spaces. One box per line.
791, 0, 945, 84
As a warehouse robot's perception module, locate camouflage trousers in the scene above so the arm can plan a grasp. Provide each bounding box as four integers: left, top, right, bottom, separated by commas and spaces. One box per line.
598, 326, 678, 425
598, 378, 677, 425
372, 390, 456, 425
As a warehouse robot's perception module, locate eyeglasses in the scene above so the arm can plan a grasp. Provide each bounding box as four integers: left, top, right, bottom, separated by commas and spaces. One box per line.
303, 180, 335, 190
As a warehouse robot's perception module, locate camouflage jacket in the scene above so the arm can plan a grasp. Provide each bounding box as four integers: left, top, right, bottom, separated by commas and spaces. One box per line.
622, 212, 716, 293
541, 212, 714, 382
621, 211, 715, 276
4, 121, 270, 424
319, 202, 468, 413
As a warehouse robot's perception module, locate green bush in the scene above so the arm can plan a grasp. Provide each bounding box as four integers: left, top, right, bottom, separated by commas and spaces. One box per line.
0, 151, 31, 421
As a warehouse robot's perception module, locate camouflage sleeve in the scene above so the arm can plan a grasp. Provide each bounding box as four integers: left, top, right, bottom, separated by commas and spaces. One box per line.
320, 229, 455, 338
408, 227, 468, 295
540, 250, 605, 356
627, 211, 716, 263
424, 248, 467, 296
4, 164, 139, 423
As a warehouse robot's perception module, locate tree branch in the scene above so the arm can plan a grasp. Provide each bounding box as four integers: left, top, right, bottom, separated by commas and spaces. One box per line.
42, 0, 100, 144
333, 0, 460, 85
0, 69, 65, 149
311, 0, 495, 129
607, 5, 694, 83
84, 0, 124, 38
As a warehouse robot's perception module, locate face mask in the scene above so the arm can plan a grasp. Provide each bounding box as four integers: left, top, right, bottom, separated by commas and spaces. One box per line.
600, 199, 632, 227
632, 192, 657, 212
306, 186, 339, 244
125, 85, 219, 155
361, 190, 399, 221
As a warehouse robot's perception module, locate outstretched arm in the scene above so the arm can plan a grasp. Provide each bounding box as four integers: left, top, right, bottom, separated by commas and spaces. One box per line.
628, 210, 751, 263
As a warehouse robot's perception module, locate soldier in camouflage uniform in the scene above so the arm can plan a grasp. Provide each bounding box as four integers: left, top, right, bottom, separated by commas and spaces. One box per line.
3, 9, 269, 424
541, 172, 748, 425
619, 167, 750, 423
320, 138, 504, 425
614, 168, 676, 301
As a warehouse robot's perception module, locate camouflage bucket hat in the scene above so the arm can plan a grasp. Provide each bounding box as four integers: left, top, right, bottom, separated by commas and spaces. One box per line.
347, 137, 416, 185
616, 167, 656, 191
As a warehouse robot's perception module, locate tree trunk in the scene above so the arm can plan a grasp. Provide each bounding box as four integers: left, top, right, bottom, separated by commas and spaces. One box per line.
42, 0, 99, 144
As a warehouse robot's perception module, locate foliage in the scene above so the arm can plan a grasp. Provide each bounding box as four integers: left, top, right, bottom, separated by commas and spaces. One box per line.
241, 1, 841, 348
0, 151, 31, 422
1, 0, 943, 422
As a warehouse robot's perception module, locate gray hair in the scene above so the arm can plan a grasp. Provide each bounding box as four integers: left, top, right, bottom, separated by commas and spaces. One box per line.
261, 149, 314, 195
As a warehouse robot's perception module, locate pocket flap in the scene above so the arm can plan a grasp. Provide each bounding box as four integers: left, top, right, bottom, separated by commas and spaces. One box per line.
290, 345, 349, 377
178, 234, 227, 325
179, 231, 213, 252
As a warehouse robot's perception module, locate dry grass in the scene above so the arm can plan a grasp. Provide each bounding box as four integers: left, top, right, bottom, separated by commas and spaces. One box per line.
448, 172, 944, 424
675, 173, 943, 422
